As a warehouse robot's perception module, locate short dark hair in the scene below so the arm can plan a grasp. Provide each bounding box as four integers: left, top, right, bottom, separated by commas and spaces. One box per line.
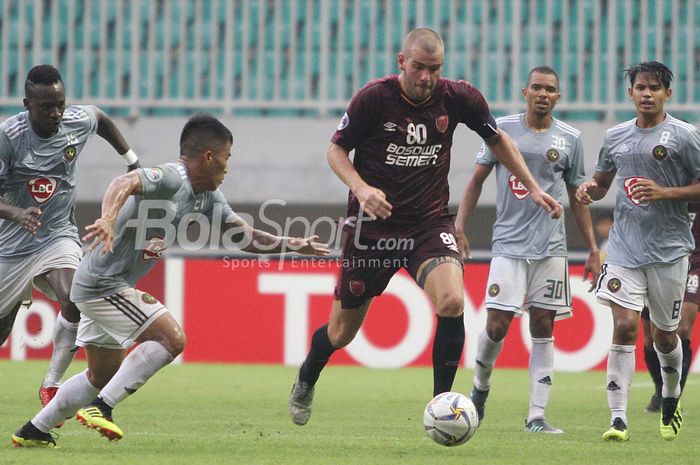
624, 61, 673, 89
527, 66, 559, 87
179, 114, 233, 159
25, 65, 63, 95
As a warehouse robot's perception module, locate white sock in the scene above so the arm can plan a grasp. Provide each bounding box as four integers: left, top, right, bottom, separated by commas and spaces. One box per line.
606, 344, 635, 424
473, 330, 503, 391
99, 341, 174, 407
32, 369, 98, 432
42, 313, 79, 387
655, 336, 682, 399
528, 337, 554, 422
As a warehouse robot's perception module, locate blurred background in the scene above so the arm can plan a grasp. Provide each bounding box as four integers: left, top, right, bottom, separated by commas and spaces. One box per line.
0, 0, 698, 253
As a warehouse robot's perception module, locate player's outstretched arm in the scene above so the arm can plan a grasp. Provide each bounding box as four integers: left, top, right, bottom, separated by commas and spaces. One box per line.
454, 164, 492, 260
94, 107, 141, 171
327, 143, 392, 220
567, 186, 600, 292
282, 235, 331, 256
223, 214, 330, 256
83, 171, 143, 254
485, 129, 563, 219
0, 198, 41, 234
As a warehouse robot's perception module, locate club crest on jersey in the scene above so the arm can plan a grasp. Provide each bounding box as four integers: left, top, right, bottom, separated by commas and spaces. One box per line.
508, 175, 530, 200
652, 145, 668, 161
488, 283, 500, 297
141, 293, 158, 305
145, 168, 163, 182
607, 278, 622, 293
27, 177, 57, 204
143, 237, 167, 260
546, 148, 560, 162
436, 115, 449, 133
624, 176, 648, 206
63, 145, 77, 161
337, 112, 349, 130
349, 280, 365, 297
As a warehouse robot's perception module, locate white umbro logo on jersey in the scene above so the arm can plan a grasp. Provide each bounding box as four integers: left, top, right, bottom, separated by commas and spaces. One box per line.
383, 122, 397, 132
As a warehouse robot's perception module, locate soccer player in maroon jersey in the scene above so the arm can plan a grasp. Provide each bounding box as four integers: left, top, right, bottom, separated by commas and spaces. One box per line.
641, 202, 700, 412
289, 27, 562, 426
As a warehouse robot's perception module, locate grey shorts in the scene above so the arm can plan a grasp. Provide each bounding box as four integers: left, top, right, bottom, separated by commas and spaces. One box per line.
484, 256, 572, 320
76, 288, 168, 349
596, 258, 688, 331
0, 238, 81, 318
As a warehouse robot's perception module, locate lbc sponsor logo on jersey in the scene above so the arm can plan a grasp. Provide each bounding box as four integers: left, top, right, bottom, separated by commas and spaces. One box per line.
623, 176, 648, 206
143, 237, 167, 260
508, 175, 530, 200
27, 177, 58, 204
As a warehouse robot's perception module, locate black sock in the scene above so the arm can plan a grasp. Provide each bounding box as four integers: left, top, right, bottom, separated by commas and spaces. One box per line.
644, 345, 663, 396
298, 324, 336, 386
0, 301, 22, 345
680, 338, 692, 393
432, 314, 465, 396
94, 396, 113, 412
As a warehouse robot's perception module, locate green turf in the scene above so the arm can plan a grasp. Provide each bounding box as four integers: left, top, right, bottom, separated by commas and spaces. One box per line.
1, 361, 698, 464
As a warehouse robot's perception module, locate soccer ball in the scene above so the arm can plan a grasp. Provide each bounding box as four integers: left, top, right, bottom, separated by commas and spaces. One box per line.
423, 392, 479, 446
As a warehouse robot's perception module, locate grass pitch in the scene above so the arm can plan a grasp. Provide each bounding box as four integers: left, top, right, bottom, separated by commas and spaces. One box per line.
1, 361, 699, 465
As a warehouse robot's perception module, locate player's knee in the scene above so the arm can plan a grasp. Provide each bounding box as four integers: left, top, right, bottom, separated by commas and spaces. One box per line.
327, 325, 356, 348
485, 310, 512, 341
613, 318, 638, 344
435, 293, 464, 318
653, 332, 678, 354
331, 331, 356, 348
529, 314, 554, 338
486, 322, 508, 342
677, 321, 692, 340
166, 333, 186, 357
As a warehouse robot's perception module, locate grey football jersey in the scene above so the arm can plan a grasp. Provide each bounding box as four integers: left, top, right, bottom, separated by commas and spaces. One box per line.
0, 105, 99, 257
71, 162, 236, 301
477, 113, 585, 259
596, 115, 700, 266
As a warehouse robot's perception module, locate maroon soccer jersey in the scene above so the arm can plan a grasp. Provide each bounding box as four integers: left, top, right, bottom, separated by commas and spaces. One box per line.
690, 202, 700, 266
331, 75, 495, 239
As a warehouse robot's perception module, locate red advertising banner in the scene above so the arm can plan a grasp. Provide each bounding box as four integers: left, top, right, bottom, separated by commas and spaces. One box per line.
181, 257, 620, 371
3, 257, 699, 374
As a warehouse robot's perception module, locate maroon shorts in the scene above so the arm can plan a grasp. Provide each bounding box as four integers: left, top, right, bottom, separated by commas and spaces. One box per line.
333, 218, 463, 308
684, 260, 700, 306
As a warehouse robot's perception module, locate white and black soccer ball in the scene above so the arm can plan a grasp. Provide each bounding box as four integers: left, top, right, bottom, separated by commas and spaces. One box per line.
423, 392, 479, 447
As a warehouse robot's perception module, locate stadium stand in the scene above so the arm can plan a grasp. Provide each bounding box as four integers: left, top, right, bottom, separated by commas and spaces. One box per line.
0, 0, 696, 121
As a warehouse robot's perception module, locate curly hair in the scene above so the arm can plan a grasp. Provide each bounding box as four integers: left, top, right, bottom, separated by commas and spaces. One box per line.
25, 64, 63, 95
